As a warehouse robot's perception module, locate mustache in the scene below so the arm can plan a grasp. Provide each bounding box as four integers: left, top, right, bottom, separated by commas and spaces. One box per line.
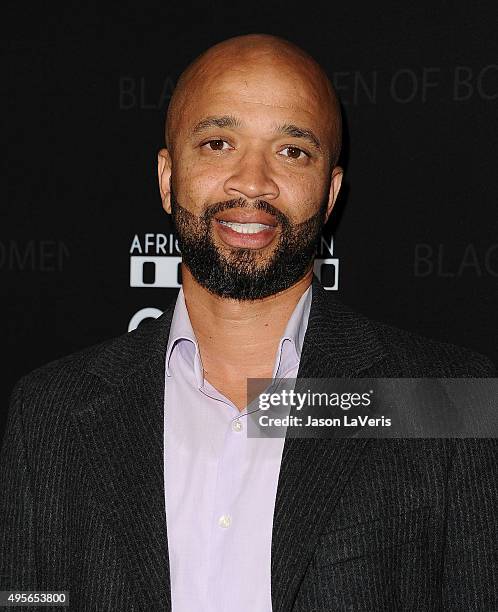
170, 187, 328, 230
200, 198, 291, 228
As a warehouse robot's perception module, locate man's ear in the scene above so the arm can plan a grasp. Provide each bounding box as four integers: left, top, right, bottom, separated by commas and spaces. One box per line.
157, 148, 172, 214
324, 166, 344, 223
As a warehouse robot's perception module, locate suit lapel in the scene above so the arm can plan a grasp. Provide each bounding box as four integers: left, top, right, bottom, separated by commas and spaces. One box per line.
72, 302, 176, 611
271, 277, 388, 611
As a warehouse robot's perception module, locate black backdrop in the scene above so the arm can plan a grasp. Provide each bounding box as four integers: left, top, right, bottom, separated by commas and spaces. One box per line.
2, 2, 497, 443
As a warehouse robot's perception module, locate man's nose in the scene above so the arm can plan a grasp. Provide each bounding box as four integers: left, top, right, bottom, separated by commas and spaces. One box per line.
223, 150, 280, 200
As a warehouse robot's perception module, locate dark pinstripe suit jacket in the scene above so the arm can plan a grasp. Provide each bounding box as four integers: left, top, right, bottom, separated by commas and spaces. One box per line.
1, 276, 497, 611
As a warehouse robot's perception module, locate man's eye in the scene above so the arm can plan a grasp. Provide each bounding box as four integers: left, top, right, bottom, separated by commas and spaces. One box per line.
201, 139, 231, 151
281, 146, 307, 160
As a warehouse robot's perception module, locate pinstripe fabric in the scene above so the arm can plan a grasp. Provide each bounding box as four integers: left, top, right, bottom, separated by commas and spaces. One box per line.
1, 276, 497, 611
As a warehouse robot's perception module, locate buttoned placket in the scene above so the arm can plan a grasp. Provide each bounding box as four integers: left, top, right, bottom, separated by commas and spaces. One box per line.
197, 377, 250, 612
165, 373, 299, 610
164, 284, 310, 612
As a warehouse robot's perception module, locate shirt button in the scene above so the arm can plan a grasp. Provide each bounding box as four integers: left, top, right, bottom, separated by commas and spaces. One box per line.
218, 514, 232, 529
232, 419, 243, 432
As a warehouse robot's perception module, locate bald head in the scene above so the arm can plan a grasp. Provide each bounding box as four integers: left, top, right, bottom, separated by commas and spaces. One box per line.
165, 34, 342, 165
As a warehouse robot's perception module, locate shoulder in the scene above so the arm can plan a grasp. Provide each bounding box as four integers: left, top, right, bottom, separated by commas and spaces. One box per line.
10, 305, 174, 417
368, 317, 496, 377
310, 277, 496, 377
13, 335, 119, 404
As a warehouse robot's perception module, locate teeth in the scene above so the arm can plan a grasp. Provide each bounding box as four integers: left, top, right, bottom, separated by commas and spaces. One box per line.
218, 220, 273, 234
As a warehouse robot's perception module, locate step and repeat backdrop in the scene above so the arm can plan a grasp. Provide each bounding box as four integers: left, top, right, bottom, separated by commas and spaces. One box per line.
2, 3, 497, 441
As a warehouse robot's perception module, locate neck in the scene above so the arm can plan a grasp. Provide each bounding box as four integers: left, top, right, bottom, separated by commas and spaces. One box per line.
181, 266, 312, 379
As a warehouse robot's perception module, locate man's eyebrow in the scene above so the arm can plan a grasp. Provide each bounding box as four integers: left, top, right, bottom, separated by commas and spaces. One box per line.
274, 123, 322, 150
190, 115, 242, 135
190, 115, 322, 151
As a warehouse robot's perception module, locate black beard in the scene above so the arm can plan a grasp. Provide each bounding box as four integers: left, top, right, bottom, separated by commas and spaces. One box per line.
170, 189, 327, 300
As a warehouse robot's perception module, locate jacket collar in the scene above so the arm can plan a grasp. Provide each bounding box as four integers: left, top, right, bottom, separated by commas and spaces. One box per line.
88, 274, 386, 385
297, 275, 387, 378
87, 297, 176, 387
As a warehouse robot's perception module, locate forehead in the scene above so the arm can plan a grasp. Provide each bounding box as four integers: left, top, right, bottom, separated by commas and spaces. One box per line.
179, 57, 329, 135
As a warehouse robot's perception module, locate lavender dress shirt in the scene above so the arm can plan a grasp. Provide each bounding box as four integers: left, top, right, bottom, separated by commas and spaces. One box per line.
163, 284, 312, 611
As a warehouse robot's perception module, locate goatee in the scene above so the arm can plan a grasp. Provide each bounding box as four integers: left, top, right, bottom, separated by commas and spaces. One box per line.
170, 189, 327, 300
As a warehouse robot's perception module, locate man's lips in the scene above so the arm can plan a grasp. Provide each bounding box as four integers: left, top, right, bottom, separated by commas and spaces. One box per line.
214, 210, 278, 226
213, 210, 278, 249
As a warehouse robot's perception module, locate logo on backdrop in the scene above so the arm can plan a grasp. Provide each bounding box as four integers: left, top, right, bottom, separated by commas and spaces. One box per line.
118, 64, 497, 111
127, 233, 339, 331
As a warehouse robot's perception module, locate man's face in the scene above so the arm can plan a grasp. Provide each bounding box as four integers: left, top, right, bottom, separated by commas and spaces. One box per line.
159, 54, 342, 300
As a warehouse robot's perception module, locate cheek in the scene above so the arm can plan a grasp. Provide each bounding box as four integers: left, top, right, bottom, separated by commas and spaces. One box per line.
279, 174, 327, 223
172, 157, 222, 214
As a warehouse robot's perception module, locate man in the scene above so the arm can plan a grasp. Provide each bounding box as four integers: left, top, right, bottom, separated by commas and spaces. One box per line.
1, 33, 496, 611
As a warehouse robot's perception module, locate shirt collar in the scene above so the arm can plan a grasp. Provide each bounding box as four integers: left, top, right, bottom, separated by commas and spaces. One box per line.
165, 283, 312, 379
165, 288, 198, 378
271, 283, 312, 378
